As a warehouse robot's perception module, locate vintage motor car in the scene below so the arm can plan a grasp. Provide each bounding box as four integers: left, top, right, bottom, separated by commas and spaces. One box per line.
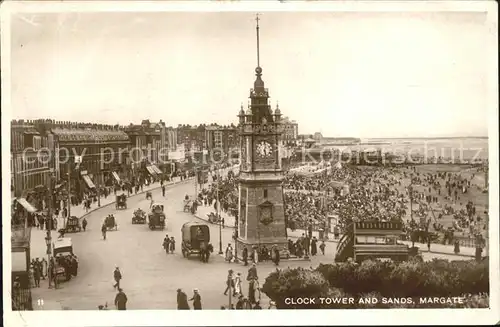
148, 203, 166, 230
104, 214, 118, 231
132, 208, 147, 224
181, 221, 210, 259
115, 194, 127, 209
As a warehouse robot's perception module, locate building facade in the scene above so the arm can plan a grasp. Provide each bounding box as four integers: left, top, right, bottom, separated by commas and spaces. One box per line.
124, 120, 170, 180
205, 124, 239, 159
46, 121, 130, 192
10, 120, 52, 198
177, 124, 206, 152
280, 115, 299, 146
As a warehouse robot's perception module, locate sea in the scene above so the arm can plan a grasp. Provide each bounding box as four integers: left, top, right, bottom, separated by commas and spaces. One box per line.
355, 137, 489, 161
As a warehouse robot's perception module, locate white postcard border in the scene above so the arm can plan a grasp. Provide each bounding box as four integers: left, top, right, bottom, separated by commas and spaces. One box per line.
2, 1, 498, 326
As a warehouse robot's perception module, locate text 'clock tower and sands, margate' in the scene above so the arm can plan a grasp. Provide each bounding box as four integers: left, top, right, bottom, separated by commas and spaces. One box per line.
235, 15, 289, 259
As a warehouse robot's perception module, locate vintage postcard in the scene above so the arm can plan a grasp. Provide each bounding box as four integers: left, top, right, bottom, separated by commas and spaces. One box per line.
2, 0, 499, 326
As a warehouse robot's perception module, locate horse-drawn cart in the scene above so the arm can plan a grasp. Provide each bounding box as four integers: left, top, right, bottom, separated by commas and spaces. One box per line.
115, 194, 127, 209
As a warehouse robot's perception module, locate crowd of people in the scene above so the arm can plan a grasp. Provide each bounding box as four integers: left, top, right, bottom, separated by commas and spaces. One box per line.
193, 161, 487, 248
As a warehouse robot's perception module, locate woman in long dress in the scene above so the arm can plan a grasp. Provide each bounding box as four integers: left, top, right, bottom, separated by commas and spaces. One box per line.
225, 244, 233, 262
234, 272, 242, 296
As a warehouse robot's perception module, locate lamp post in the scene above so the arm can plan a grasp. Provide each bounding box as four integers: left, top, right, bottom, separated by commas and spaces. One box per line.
194, 167, 198, 199
97, 168, 101, 207
217, 164, 223, 255
45, 232, 52, 289
66, 170, 71, 229
46, 170, 55, 289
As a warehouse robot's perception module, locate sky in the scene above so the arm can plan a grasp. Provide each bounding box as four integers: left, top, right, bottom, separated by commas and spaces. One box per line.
7, 9, 495, 138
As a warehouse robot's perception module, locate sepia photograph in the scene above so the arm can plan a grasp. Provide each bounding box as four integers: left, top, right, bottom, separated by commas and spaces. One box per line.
2, 1, 498, 326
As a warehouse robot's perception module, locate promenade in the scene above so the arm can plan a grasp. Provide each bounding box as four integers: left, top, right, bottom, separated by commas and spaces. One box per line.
193, 204, 475, 258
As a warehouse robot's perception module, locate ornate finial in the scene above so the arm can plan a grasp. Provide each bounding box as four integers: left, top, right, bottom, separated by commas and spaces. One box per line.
276, 101, 279, 109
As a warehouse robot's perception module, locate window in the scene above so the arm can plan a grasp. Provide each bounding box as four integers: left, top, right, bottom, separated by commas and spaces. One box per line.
263, 189, 268, 198
356, 235, 398, 245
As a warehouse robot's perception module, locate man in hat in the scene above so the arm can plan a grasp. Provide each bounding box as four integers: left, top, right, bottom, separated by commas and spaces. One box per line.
223, 269, 234, 296
247, 263, 258, 281
189, 289, 202, 310
242, 247, 249, 266
113, 266, 122, 289
176, 289, 190, 310
114, 288, 127, 310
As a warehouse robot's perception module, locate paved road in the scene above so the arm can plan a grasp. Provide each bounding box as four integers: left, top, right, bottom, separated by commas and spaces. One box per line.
31, 176, 470, 310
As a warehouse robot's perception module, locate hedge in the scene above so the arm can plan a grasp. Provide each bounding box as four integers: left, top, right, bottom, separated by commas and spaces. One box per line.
262, 258, 489, 309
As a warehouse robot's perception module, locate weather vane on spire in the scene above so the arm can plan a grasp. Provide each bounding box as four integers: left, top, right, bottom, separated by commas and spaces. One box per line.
255, 13, 261, 68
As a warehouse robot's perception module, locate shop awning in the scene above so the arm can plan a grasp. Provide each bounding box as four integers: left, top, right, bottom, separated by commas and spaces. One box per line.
82, 175, 96, 189
16, 198, 37, 213
151, 165, 162, 174
146, 166, 157, 176
112, 171, 121, 183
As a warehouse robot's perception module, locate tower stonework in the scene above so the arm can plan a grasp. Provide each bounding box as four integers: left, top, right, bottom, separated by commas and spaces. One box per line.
235, 16, 289, 259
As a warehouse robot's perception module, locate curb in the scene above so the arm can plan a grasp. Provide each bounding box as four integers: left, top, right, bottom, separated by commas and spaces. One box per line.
74, 178, 194, 221
193, 212, 236, 230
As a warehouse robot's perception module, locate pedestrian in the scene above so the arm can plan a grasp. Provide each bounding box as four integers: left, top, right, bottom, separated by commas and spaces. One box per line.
242, 247, 248, 266
273, 246, 280, 266
251, 246, 259, 264
176, 289, 190, 310
101, 223, 107, 240
234, 272, 242, 296
223, 269, 234, 296
225, 243, 233, 263
162, 185, 166, 197
114, 288, 128, 310
163, 237, 170, 254
222, 218, 225, 229
310, 237, 318, 256
247, 263, 258, 282
169, 237, 175, 254
319, 241, 326, 255
41, 258, 48, 280
33, 264, 41, 287
82, 217, 87, 232
189, 289, 202, 310
427, 237, 431, 252
113, 266, 122, 289
248, 279, 261, 305
454, 239, 460, 254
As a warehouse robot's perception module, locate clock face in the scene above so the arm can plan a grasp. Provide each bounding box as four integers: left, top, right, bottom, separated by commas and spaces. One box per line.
256, 141, 273, 158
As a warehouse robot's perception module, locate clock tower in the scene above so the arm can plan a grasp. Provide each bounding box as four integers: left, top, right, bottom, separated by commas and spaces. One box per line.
235, 15, 289, 259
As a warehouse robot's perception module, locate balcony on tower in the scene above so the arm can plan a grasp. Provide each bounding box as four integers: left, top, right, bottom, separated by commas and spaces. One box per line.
250, 88, 269, 98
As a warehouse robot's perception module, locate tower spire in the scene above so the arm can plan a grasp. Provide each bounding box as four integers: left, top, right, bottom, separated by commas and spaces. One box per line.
256, 13, 261, 68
